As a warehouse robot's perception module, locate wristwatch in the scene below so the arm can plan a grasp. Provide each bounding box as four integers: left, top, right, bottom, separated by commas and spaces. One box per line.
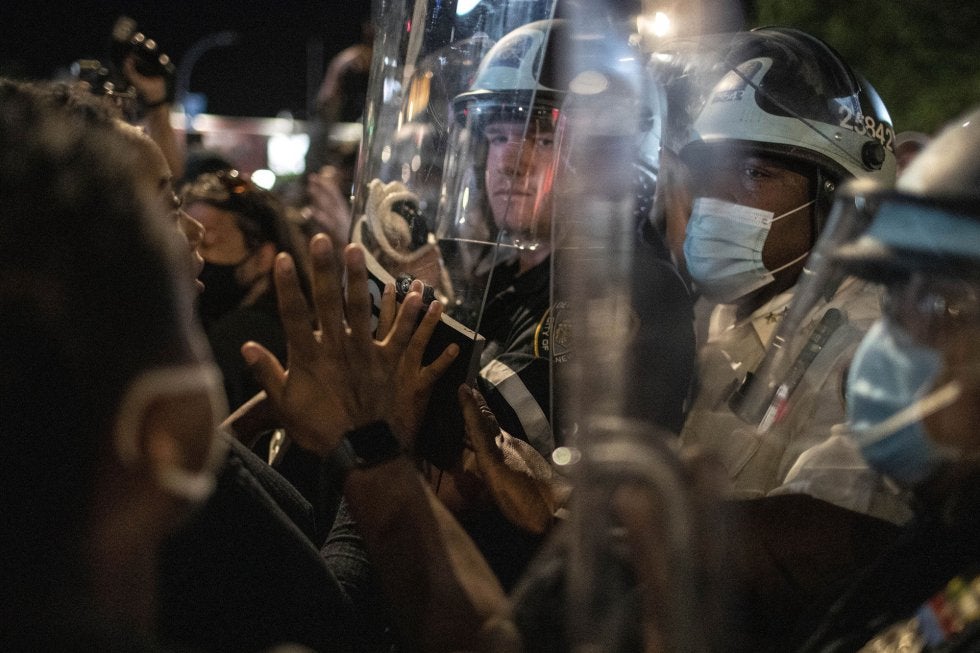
328, 421, 403, 477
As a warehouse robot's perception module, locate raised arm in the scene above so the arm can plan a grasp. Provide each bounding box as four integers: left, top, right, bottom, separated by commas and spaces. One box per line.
123, 58, 185, 182
242, 234, 519, 652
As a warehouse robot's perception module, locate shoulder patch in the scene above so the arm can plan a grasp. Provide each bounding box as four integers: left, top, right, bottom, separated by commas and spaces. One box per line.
534, 301, 570, 363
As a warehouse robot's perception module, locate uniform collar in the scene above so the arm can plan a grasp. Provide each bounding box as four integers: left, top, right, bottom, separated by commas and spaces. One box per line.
708, 289, 796, 346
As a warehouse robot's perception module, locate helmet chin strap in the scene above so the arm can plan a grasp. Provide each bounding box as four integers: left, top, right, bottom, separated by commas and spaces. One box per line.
810, 167, 838, 236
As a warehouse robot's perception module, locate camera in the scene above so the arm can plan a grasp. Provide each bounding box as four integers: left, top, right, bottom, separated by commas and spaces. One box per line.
70, 59, 123, 97
69, 59, 139, 116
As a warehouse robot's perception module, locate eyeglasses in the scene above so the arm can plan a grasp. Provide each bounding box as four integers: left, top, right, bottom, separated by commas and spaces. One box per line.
183, 169, 252, 203
181, 170, 264, 223
181, 170, 282, 249
883, 272, 980, 344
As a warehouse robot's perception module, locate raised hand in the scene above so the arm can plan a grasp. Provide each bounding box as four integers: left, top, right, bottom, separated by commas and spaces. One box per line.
374, 278, 457, 450
122, 57, 169, 107
242, 233, 456, 457
455, 384, 569, 534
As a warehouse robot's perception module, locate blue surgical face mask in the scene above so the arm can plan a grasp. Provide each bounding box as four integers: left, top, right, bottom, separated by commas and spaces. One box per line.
846, 318, 955, 488
683, 197, 813, 304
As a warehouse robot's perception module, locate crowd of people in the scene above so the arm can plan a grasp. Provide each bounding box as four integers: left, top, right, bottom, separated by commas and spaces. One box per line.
2, 3, 978, 653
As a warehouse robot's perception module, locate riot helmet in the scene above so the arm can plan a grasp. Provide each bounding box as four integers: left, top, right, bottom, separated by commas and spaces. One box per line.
833, 107, 980, 280
824, 107, 980, 489
680, 27, 896, 192
440, 18, 573, 260
451, 18, 572, 132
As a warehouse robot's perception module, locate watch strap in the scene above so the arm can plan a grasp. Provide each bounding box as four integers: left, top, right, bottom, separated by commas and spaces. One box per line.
326, 421, 403, 482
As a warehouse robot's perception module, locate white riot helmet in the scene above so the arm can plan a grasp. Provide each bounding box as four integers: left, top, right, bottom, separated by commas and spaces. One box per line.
435, 18, 573, 327
682, 27, 897, 193
451, 18, 572, 131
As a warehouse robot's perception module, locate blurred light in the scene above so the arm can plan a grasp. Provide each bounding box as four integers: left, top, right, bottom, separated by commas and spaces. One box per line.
570, 70, 609, 96
457, 0, 481, 15
383, 77, 401, 103
251, 169, 277, 189
637, 11, 674, 40
551, 446, 582, 467
266, 132, 309, 176
182, 92, 207, 119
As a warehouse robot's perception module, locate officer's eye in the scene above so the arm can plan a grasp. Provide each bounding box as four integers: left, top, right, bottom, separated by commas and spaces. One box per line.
741, 166, 769, 181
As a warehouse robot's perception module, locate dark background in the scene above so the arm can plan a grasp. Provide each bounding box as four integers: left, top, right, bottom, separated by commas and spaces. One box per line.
1, 2, 977, 132
0, 1, 373, 119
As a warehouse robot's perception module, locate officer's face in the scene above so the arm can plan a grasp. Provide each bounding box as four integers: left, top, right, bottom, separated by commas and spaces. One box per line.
689, 152, 815, 277
484, 121, 557, 244
889, 273, 980, 455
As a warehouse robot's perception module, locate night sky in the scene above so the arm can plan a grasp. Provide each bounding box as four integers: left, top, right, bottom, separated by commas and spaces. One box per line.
0, 1, 372, 119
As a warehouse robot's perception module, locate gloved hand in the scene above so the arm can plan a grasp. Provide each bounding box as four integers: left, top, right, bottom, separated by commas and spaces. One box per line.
111, 16, 177, 109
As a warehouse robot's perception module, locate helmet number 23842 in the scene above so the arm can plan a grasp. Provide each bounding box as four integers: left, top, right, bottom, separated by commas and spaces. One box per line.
838, 105, 895, 151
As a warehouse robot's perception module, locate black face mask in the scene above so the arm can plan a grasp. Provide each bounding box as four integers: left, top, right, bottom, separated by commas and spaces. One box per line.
197, 260, 249, 329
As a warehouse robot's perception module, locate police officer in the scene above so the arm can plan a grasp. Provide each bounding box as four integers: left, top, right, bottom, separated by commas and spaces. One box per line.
444, 18, 694, 460
672, 28, 905, 520
436, 19, 578, 459
785, 105, 980, 652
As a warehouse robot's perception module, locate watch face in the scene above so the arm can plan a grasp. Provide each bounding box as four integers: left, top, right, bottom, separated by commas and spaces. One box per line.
346, 421, 403, 467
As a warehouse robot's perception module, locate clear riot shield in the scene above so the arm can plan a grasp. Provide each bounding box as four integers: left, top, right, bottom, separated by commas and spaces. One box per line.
541, 6, 715, 651
431, 13, 567, 331
350, 0, 558, 468
353, 0, 559, 308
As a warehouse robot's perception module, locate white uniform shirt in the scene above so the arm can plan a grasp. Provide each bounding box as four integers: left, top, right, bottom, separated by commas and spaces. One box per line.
680, 277, 913, 524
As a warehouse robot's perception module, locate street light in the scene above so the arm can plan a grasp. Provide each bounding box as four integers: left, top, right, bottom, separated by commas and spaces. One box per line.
175, 30, 239, 134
